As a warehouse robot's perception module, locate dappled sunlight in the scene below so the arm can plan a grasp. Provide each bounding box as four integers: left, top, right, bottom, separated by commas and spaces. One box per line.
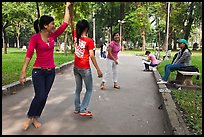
2, 118, 25, 135
46, 96, 68, 105
9, 99, 30, 111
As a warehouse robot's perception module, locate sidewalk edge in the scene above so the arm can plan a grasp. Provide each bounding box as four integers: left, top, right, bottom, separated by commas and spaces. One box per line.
2, 60, 74, 97
153, 70, 192, 135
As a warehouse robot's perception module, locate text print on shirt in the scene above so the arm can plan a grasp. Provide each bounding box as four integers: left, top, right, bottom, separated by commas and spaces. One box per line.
74, 38, 87, 58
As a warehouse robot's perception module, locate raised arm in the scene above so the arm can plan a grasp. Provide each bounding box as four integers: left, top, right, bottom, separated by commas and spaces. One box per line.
51, 2, 71, 39
64, 2, 71, 24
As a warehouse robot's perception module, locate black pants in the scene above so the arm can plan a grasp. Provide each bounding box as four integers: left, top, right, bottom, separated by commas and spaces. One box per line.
27, 68, 55, 118
144, 63, 157, 70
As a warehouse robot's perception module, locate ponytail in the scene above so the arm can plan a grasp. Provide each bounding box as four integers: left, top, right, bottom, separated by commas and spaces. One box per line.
34, 19, 40, 33
76, 19, 90, 46
76, 28, 82, 46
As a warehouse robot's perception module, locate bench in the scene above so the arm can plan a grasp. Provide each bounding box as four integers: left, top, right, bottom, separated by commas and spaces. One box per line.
175, 70, 200, 86
22, 46, 27, 51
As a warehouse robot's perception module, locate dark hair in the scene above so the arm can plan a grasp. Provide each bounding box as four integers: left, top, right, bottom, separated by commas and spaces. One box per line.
145, 51, 150, 55
76, 19, 89, 45
34, 15, 54, 33
112, 32, 119, 40
181, 43, 191, 56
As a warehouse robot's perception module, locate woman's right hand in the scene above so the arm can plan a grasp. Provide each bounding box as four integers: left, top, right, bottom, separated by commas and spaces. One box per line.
115, 60, 119, 65
66, 2, 71, 7
19, 72, 26, 85
97, 69, 103, 78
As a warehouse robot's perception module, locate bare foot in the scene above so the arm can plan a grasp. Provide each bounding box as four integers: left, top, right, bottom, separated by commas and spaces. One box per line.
22, 118, 33, 131
32, 118, 42, 128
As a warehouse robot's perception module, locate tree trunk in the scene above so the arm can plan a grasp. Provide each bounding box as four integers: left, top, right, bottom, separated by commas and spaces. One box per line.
173, 30, 177, 51
184, 2, 195, 41
2, 28, 7, 54
69, 2, 74, 53
141, 27, 146, 51
16, 22, 21, 49
17, 36, 20, 49
64, 32, 68, 56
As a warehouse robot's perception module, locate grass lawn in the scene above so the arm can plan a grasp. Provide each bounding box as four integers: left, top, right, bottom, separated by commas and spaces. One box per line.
2, 48, 74, 86
123, 49, 202, 135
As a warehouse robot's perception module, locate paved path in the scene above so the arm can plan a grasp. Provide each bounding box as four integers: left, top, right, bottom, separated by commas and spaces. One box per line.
2, 50, 170, 135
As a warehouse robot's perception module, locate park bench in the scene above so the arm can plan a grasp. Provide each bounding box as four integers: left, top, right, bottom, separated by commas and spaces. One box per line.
175, 70, 200, 86
22, 46, 27, 51
163, 50, 171, 60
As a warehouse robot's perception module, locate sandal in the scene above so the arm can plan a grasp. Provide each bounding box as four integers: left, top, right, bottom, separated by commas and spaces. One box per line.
114, 85, 120, 89
100, 83, 105, 90
80, 111, 93, 117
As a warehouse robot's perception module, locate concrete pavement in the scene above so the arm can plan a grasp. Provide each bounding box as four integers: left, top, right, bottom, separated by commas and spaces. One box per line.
2, 50, 170, 135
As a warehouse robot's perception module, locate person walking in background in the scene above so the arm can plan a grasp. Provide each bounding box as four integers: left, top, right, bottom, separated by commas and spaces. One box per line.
19, 2, 72, 130
157, 39, 192, 84
142, 50, 161, 71
102, 41, 108, 59
100, 32, 121, 90
100, 41, 104, 58
72, 19, 103, 117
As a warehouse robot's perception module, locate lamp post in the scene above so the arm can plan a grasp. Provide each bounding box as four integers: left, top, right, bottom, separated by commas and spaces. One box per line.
164, 2, 170, 60
93, 11, 96, 46
118, 20, 125, 51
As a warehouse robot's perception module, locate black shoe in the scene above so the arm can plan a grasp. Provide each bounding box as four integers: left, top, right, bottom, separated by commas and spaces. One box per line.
143, 69, 150, 71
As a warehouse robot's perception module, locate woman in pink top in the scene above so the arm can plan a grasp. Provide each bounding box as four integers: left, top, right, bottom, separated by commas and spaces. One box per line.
142, 51, 159, 71
100, 32, 121, 89
19, 2, 72, 131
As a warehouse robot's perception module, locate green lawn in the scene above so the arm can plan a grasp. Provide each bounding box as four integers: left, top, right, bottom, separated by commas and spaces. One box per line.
2, 48, 74, 86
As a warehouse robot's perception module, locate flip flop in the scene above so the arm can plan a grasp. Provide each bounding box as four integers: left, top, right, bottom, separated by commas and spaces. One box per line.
114, 85, 120, 89
100, 84, 105, 90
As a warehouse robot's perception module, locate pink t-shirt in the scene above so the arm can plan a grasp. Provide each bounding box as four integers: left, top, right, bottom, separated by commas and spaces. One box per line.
26, 22, 68, 68
149, 54, 157, 64
107, 41, 120, 60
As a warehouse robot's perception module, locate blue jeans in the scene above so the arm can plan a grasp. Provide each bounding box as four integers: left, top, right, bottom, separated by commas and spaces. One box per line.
27, 68, 55, 118
73, 66, 93, 113
162, 64, 185, 81
144, 62, 157, 70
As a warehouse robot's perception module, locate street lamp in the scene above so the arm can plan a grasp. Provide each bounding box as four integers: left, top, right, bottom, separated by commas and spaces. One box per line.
93, 11, 96, 46
164, 2, 170, 60
118, 20, 125, 50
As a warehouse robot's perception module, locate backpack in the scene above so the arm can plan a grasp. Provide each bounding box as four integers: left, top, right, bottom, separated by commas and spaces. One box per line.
178, 65, 200, 80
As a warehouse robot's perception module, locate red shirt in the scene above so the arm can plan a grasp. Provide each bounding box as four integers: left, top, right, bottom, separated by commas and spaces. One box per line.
72, 30, 95, 68
26, 22, 68, 68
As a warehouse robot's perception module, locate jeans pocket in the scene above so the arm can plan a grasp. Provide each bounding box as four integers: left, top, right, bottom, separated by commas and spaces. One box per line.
32, 70, 41, 78
84, 69, 92, 77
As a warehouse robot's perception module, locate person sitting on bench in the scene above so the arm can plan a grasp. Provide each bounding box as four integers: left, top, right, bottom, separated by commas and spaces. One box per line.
157, 39, 192, 84
142, 50, 161, 71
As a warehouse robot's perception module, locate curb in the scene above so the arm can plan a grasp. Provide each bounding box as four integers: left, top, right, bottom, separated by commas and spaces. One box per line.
152, 69, 192, 135
2, 60, 74, 96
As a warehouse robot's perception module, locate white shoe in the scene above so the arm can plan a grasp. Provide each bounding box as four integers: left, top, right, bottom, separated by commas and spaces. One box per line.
157, 80, 168, 84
